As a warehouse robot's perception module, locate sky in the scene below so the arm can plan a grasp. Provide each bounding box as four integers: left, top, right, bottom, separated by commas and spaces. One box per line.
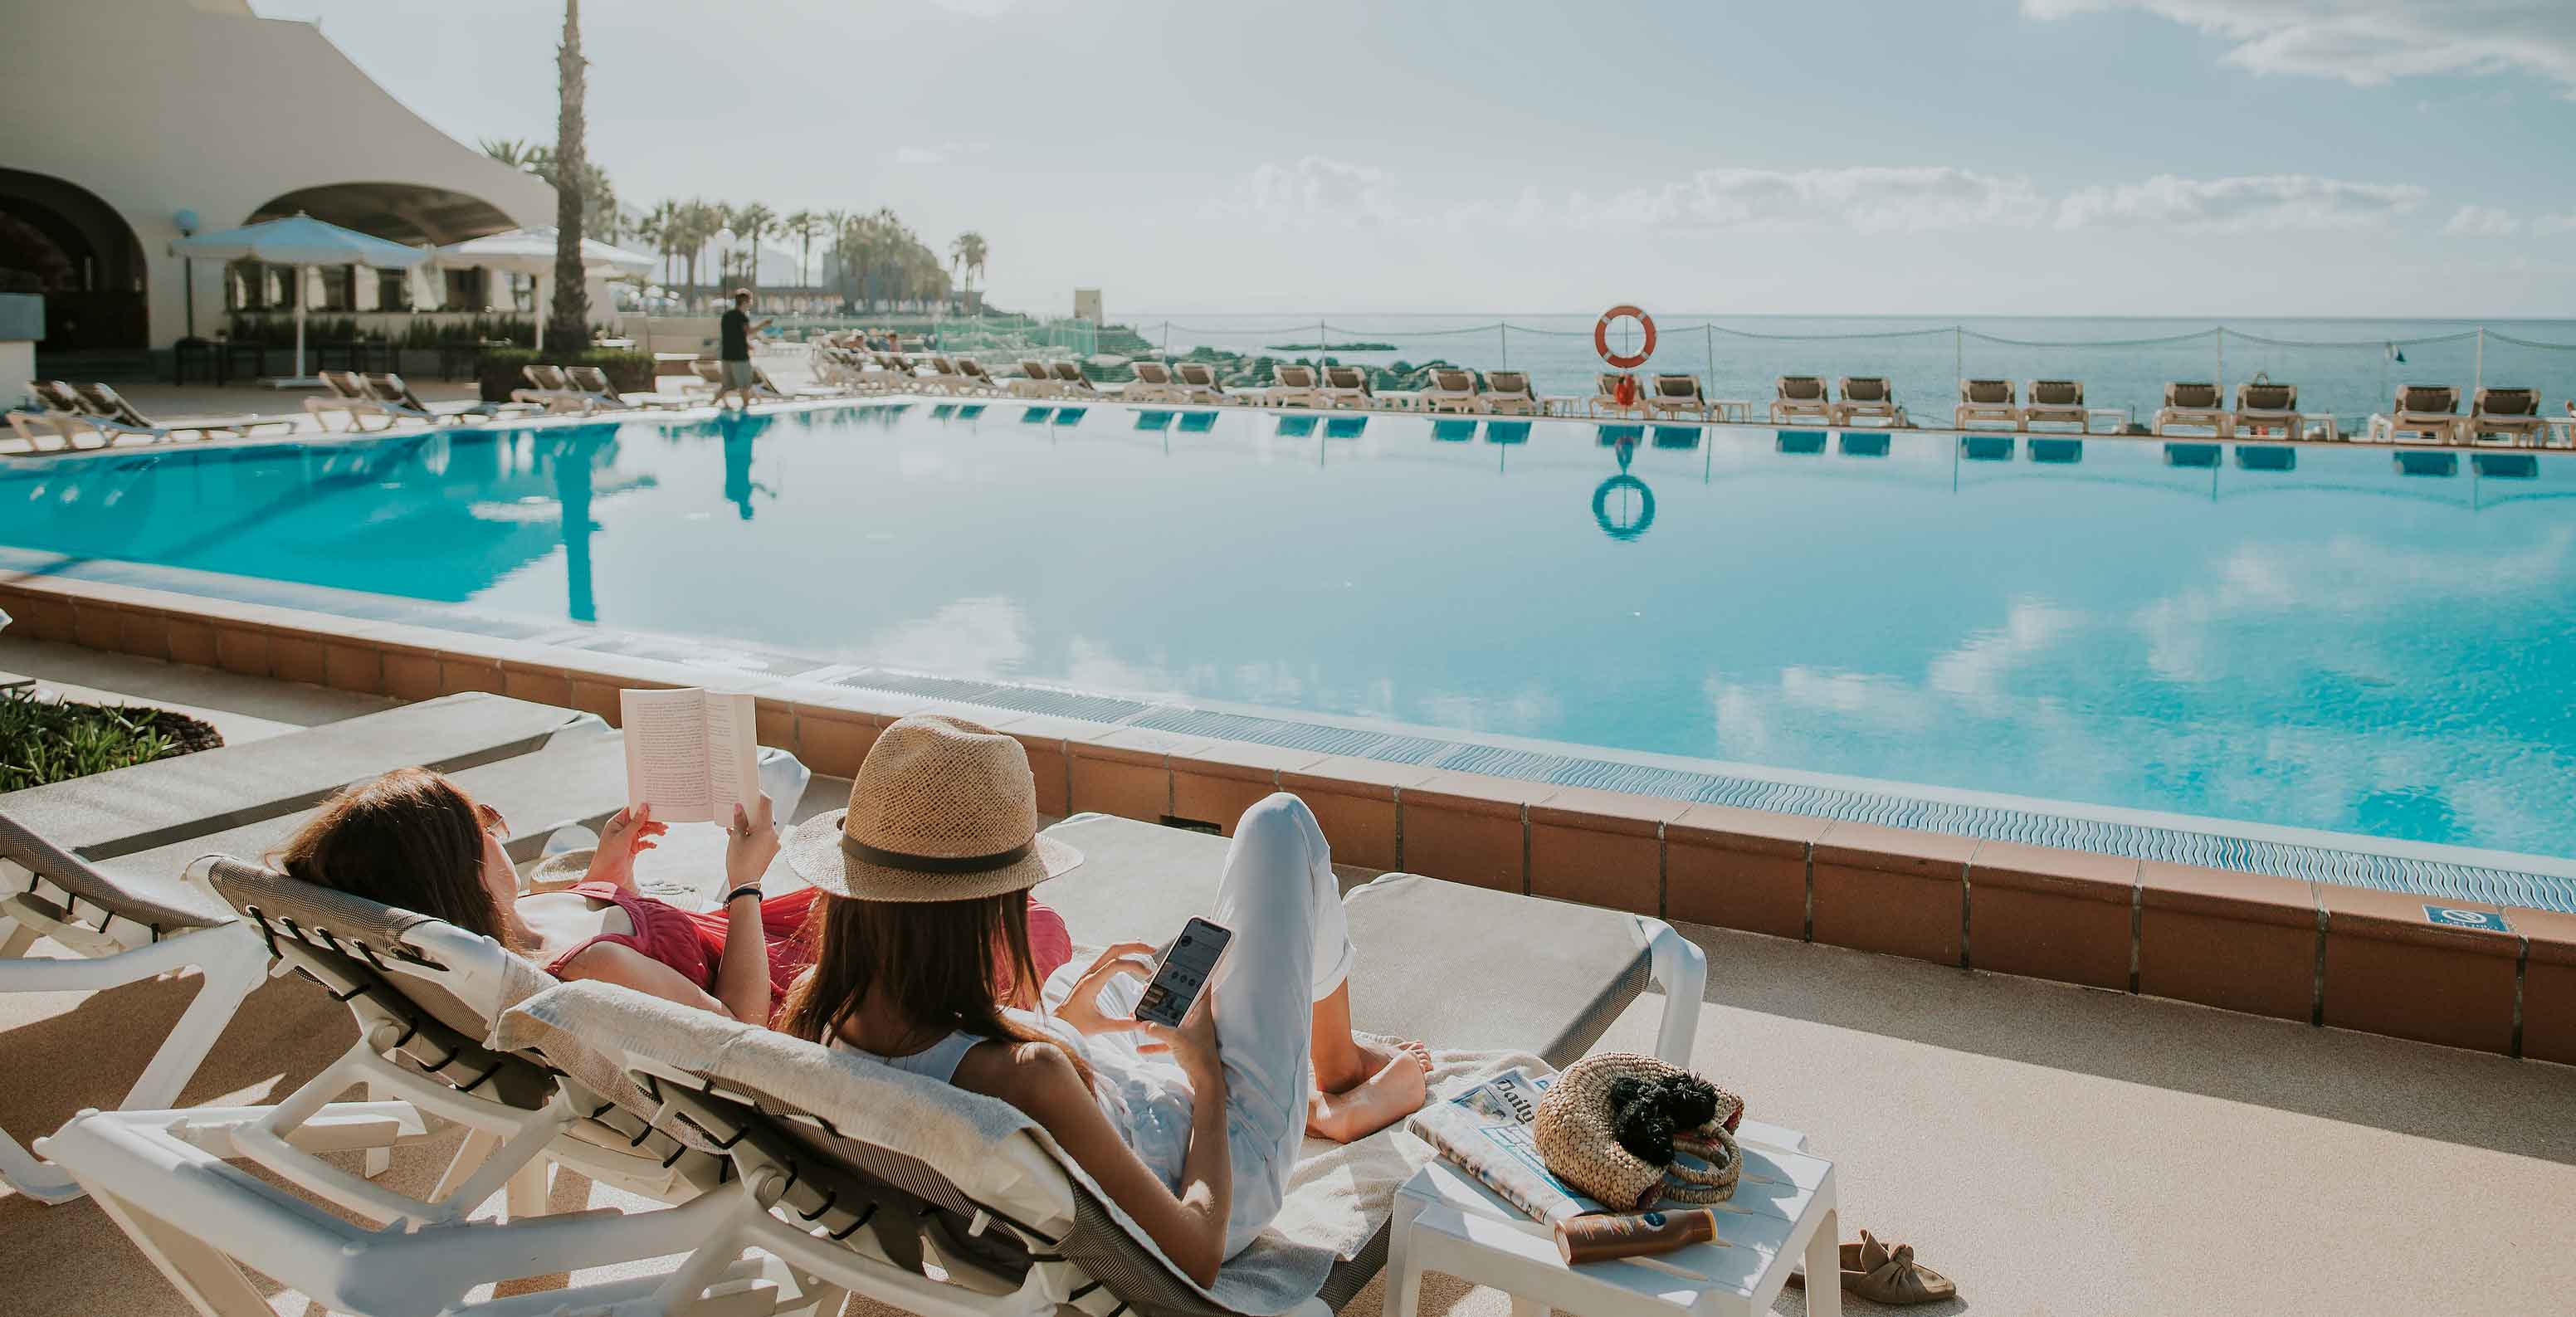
250, 0, 2576, 319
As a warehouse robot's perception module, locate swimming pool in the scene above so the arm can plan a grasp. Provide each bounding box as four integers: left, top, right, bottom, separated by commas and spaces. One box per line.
11, 401, 2576, 866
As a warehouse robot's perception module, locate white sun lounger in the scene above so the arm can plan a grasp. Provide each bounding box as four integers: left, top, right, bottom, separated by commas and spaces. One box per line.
918, 354, 973, 395
2153, 381, 2232, 437
1478, 369, 1539, 416
1770, 375, 1833, 426
2367, 384, 2461, 444
1011, 359, 1061, 398
1421, 367, 1485, 414
1318, 363, 1375, 409
1589, 372, 1642, 418
1647, 373, 1709, 422
303, 369, 380, 431
563, 366, 692, 412
0, 812, 270, 1205
1049, 360, 1100, 398
371, 372, 553, 422
955, 357, 1008, 397
1172, 361, 1228, 405
1127, 359, 1187, 404
1266, 363, 1323, 408
1955, 378, 2022, 431
2232, 380, 2302, 440
74, 382, 295, 441
1832, 376, 1904, 427
2464, 386, 2544, 446
0, 693, 611, 1204
2022, 379, 2088, 432
514, 363, 590, 412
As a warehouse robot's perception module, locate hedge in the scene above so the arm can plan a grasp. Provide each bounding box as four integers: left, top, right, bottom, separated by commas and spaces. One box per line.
476, 349, 659, 402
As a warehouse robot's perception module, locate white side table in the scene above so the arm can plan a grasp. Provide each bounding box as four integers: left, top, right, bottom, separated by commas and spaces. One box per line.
1388, 1121, 1837, 1317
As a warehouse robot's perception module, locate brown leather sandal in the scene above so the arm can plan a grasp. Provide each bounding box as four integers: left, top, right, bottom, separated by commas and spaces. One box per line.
1839, 1230, 1955, 1305
1786, 1229, 1957, 1305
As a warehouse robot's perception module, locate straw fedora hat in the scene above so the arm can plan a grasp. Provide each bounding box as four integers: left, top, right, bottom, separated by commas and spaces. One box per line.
786, 715, 1081, 900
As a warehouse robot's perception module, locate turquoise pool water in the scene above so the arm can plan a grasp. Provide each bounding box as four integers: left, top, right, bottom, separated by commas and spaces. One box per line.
10, 402, 2576, 862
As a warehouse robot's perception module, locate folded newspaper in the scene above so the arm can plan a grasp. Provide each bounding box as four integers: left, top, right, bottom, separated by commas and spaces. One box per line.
1405, 1067, 1604, 1225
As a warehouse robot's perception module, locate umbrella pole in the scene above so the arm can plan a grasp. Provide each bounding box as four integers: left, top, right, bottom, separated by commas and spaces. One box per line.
294, 265, 308, 379
535, 274, 548, 354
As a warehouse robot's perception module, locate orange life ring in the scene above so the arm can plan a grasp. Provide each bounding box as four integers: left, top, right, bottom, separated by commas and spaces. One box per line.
1595, 305, 1656, 370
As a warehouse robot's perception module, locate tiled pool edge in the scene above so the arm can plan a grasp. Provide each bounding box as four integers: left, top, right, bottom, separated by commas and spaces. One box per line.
7, 569, 2571, 1066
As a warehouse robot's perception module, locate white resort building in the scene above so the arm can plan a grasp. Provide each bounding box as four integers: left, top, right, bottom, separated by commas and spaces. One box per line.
0, 0, 559, 367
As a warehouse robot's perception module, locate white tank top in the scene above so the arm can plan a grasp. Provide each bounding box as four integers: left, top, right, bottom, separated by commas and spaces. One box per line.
832, 1028, 985, 1083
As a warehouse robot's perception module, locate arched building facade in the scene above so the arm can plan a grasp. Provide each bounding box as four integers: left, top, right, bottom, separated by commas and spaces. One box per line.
0, 0, 554, 351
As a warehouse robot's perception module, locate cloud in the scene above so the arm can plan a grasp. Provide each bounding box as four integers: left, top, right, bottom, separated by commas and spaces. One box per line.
1207, 156, 1397, 227
1217, 162, 2447, 239
2055, 173, 2425, 231
2537, 212, 2576, 236
2022, 1, 2576, 93
2442, 204, 2522, 237
1561, 167, 2050, 235
890, 140, 988, 167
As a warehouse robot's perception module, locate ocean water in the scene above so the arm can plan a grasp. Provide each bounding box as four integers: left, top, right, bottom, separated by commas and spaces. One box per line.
9, 401, 2576, 867
1126, 314, 2576, 430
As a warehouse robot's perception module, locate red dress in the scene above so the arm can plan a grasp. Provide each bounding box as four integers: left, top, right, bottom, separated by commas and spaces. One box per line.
542, 884, 1074, 1018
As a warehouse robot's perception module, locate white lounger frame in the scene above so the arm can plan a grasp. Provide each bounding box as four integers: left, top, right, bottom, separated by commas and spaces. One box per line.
0, 863, 274, 1203
41, 851, 1709, 1317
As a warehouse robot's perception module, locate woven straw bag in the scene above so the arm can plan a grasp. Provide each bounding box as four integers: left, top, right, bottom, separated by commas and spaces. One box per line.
1533, 1053, 1744, 1211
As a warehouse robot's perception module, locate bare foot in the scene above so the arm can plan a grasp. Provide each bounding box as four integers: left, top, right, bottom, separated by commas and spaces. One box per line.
1306, 1046, 1432, 1142
1320, 1035, 1430, 1093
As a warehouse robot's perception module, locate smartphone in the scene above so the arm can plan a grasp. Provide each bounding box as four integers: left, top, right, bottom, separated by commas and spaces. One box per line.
1133, 917, 1232, 1028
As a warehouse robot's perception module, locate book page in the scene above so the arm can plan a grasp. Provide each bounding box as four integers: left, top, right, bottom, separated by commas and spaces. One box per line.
621, 687, 715, 822
700, 691, 761, 825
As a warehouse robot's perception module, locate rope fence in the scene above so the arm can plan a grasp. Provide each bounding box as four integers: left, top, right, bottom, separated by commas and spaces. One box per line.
811, 312, 2576, 428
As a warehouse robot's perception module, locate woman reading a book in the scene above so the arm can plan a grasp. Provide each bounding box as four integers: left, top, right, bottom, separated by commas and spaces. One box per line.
276, 767, 1073, 1024
773, 715, 1432, 1287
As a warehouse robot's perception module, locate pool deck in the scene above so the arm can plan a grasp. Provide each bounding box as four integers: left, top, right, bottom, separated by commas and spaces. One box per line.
3, 641, 2572, 1316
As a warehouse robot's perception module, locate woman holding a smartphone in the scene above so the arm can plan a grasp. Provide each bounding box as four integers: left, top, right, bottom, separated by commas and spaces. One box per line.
778, 715, 1432, 1287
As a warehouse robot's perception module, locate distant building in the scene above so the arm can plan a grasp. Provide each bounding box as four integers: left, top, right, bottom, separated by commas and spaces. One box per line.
0, 0, 554, 353
1073, 289, 1103, 324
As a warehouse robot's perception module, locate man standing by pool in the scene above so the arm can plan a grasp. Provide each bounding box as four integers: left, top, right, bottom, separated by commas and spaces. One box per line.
715, 289, 770, 409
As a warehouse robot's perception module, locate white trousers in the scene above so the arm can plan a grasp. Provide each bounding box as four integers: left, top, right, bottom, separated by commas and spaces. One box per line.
1050, 793, 1354, 1256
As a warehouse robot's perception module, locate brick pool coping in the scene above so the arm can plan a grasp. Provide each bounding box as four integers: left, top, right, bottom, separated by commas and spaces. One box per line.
6, 568, 2570, 1066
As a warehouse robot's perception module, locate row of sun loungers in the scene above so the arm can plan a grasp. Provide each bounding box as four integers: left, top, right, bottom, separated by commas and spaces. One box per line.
2, 690, 1700, 1317
6, 380, 296, 450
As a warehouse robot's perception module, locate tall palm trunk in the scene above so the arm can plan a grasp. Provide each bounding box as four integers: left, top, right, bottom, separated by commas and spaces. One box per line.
546, 0, 591, 347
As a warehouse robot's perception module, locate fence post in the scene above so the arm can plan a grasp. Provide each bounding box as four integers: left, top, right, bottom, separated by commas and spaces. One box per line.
2474, 326, 2485, 401
1954, 325, 1963, 402
1499, 323, 1508, 370
2214, 328, 2224, 398
1705, 324, 1715, 398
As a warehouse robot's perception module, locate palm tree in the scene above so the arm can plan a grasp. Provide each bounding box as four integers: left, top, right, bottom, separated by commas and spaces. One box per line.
546, 0, 590, 347
480, 137, 536, 168
949, 231, 987, 313
731, 202, 775, 305
676, 198, 718, 307
638, 199, 680, 290
782, 210, 817, 295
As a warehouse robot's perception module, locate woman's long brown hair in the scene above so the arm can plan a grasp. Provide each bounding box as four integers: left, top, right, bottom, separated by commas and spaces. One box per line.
275, 767, 520, 950
778, 890, 1091, 1088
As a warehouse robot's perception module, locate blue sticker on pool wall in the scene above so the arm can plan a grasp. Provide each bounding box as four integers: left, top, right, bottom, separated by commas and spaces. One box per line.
2422, 905, 2510, 934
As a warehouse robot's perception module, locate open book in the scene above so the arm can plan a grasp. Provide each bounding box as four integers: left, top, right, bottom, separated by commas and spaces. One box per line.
618, 688, 760, 826
1406, 1068, 1603, 1226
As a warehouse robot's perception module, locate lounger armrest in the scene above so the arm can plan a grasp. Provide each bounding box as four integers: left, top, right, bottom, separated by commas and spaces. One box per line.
1639, 917, 1705, 1066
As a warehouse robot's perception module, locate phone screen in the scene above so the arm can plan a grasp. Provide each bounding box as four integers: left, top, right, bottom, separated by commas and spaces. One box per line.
1134, 917, 1232, 1028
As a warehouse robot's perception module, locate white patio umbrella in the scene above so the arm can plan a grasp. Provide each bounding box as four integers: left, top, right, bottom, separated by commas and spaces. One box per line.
433, 227, 656, 352
168, 212, 430, 383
